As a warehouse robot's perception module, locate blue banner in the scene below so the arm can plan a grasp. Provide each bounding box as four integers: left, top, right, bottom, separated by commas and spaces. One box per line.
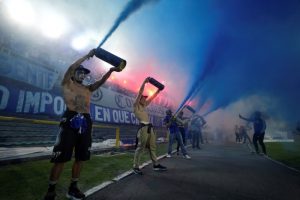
0, 81, 164, 126
0, 50, 59, 90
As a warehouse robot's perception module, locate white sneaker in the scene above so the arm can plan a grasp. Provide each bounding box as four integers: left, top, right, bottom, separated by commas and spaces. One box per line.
184, 154, 191, 159
166, 154, 171, 158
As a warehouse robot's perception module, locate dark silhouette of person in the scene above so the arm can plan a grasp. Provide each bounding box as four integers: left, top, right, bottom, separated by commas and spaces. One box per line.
239, 111, 267, 155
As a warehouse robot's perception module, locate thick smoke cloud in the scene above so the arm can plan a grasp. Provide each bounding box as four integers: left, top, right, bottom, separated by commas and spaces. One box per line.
181, 0, 300, 126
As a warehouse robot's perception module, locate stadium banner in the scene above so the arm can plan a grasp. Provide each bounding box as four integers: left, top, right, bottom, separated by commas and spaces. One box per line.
0, 49, 59, 91
91, 86, 166, 117
0, 82, 165, 126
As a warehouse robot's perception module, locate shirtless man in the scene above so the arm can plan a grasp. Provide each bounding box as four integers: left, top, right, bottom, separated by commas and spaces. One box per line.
44, 49, 120, 200
133, 77, 167, 175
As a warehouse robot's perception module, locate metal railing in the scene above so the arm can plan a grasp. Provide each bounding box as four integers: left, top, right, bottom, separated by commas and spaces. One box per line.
0, 116, 121, 147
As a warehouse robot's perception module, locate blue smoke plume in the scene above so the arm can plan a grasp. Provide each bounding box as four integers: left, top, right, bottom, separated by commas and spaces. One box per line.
98, 0, 158, 47
180, 0, 300, 122
176, 34, 230, 113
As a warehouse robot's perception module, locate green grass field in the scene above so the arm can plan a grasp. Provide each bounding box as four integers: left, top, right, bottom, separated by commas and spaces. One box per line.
0, 144, 168, 200
1, 142, 299, 200
266, 141, 300, 170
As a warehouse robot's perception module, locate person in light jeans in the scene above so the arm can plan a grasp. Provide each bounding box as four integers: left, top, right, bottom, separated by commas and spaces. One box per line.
189, 115, 206, 149
164, 109, 191, 159
176, 111, 187, 154
239, 125, 255, 153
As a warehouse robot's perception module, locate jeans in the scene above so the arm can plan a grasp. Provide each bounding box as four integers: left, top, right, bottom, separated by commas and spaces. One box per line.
191, 130, 201, 148
176, 127, 186, 152
168, 131, 187, 155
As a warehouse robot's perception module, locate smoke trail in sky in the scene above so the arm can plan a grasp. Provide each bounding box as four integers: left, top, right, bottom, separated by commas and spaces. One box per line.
98, 0, 158, 47
181, 0, 300, 123
176, 34, 230, 113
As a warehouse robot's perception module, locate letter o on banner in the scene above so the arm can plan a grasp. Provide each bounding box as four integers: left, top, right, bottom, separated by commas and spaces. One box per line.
112, 110, 119, 123
0, 85, 9, 110
125, 97, 132, 108
54, 96, 65, 115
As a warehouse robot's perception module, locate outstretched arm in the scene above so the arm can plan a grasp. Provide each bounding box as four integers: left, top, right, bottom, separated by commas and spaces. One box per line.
89, 67, 119, 92
134, 78, 149, 106
62, 49, 95, 85
239, 114, 253, 122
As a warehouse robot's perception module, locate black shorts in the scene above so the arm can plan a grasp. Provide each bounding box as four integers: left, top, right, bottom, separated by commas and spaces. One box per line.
51, 110, 93, 163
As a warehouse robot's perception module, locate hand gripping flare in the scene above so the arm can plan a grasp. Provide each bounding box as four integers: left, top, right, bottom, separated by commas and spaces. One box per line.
95, 48, 126, 71
148, 77, 165, 91
185, 105, 196, 114
174, 105, 196, 118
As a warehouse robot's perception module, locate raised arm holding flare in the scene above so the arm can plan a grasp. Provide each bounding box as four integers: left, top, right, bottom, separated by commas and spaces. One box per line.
44, 49, 120, 200
133, 77, 167, 175
164, 109, 191, 159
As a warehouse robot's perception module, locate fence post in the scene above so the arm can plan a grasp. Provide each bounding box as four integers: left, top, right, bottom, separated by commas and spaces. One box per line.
115, 127, 120, 148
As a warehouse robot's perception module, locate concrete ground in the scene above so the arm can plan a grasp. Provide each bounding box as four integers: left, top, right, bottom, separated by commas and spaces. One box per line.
87, 143, 300, 200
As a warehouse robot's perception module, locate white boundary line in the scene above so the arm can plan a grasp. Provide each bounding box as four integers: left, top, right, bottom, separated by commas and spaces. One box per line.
84, 153, 168, 197
263, 155, 300, 173
85, 181, 114, 197
240, 143, 300, 173
85, 145, 192, 197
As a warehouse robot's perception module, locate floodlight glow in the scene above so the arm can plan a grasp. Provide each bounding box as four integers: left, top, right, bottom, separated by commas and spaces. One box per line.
71, 35, 90, 51
40, 12, 68, 39
85, 31, 100, 46
4, 0, 36, 26
71, 30, 99, 51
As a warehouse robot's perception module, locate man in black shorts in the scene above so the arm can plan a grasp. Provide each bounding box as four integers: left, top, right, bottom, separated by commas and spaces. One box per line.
44, 49, 120, 200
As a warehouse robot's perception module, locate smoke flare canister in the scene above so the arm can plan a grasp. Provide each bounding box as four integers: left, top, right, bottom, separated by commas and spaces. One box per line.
148, 77, 165, 90
95, 48, 126, 71
185, 105, 196, 113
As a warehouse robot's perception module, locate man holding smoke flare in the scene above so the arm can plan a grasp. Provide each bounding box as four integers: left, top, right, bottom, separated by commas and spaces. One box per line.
132, 77, 167, 175
164, 109, 191, 159
44, 49, 121, 200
